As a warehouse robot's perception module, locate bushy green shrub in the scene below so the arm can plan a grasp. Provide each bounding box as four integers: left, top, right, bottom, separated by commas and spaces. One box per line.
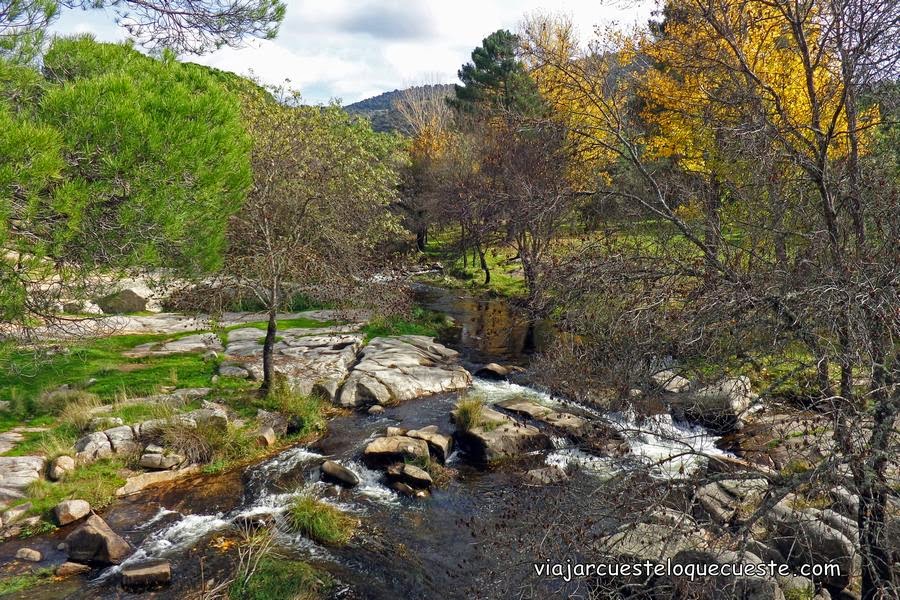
287, 495, 356, 545
229, 557, 331, 600
262, 375, 325, 437
161, 421, 255, 465
454, 394, 485, 432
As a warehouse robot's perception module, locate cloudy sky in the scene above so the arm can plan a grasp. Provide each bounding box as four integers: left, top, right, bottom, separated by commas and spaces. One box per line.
50, 0, 654, 105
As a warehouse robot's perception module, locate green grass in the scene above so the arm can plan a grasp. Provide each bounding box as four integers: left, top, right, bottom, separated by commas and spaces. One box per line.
0, 430, 43, 456
287, 495, 356, 545
229, 558, 332, 600
0, 332, 216, 408
0, 569, 54, 595
1, 423, 78, 458
105, 401, 175, 424
454, 395, 485, 432
23, 457, 127, 517
360, 307, 447, 342
0, 313, 338, 419
255, 376, 326, 437
228, 317, 334, 333
421, 234, 527, 298
682, 342, 861, 404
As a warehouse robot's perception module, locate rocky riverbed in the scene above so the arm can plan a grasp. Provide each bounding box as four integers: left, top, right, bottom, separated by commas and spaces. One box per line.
0, 290, 884, 599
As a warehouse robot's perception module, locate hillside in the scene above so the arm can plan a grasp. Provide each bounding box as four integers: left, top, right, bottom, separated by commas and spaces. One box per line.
345, 84, 455, 133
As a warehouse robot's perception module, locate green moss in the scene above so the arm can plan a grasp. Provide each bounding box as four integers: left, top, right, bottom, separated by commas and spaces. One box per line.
229, 558, 332, 600
783, 584, 815, 600
780, 459, 812, 477
287, 495, 356, 545
0, 569, 54, 595
201, 458, 230, 474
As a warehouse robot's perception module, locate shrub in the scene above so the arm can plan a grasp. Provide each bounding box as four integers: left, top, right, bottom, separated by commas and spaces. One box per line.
287, 495, 356, 545
56, 393, 103, 432
35, 425, 79, 461
262, 376, 325, 437
455, 395, 485, 432
161, 421, 255, 465
36, 388, 100, 416
409, 456, 456, 487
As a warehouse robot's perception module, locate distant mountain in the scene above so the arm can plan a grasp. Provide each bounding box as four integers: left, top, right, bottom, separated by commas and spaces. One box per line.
345, 84, 455, 133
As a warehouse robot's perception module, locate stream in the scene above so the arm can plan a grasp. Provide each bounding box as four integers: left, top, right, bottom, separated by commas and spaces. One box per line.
30, 286, 729, 600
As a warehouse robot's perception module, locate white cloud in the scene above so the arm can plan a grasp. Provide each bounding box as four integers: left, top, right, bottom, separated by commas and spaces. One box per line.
49, 0, 655, 104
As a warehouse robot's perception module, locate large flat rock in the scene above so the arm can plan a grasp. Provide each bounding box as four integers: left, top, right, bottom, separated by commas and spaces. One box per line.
496, 398, 589, 437
338, 336, 471, 407
124, 333, 223, 358
454, 406, 551, 464
225, 330, 364, 399
116, 465, 201, 496
0, 456, 46, 501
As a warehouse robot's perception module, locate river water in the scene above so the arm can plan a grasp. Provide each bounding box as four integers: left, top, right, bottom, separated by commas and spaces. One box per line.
19, 287, 728, 600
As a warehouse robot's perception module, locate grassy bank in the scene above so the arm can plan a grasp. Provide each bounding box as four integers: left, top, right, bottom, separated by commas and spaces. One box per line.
230, 557, 333, 600
419, 232, 526, 299
0, 317, 335, 423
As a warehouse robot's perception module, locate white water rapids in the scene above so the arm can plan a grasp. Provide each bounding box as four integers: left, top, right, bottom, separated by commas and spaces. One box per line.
469, 378, 730, 478
96, 378, 729, 579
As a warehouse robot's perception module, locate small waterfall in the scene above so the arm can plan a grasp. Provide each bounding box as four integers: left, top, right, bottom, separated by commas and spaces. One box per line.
97, 513, 232, 581
342, 459, 400, 505
607, 410, 728, 477
94, 442, 410, 584
470, 376, 729, 478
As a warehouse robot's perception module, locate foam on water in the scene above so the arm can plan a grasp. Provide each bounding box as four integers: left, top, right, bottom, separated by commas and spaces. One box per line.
471, 377, 728, 478
97, 512, 232, 580
470, 378, 552, 405
248, 446, 324, 486
136, 506, 179, 530
545, 447, 617, 474
342, 459, 400, 506
607, 410, 727, 477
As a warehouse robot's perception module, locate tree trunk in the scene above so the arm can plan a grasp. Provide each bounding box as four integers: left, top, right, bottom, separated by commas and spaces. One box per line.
260, 308, 278, 396
857, 392, 899, 598
704, 177, 722, 275
816, 355, 833, 398
477, 245, 491, 285
858, 478, 894, 599
768, 179, 788, 271
415, 210, 427, 252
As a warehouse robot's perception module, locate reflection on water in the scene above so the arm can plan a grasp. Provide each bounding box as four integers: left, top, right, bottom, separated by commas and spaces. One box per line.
414, 284, 553, 363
